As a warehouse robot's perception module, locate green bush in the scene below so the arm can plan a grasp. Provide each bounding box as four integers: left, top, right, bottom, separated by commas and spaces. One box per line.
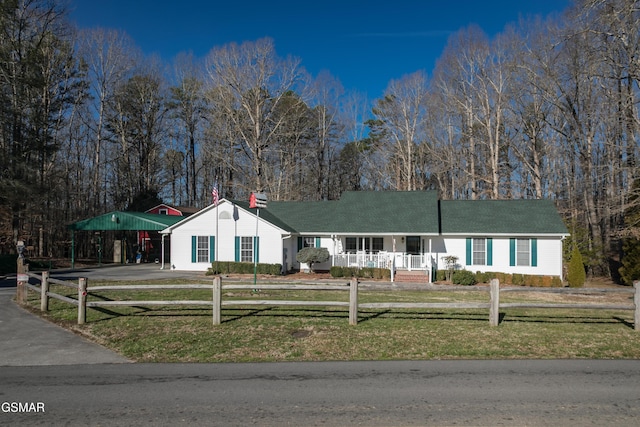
296, 247, 330, 272
551, 276, 563, 287
208, 261, 282, 276
452, 270, 476, 286
512, 273, 524, 286
435, 270, 447, 281
330, 266, 344, 277
475, 271, 496, 284
567, 246, 586, 287
619, 238, 640, 285
329, 266, 390, 279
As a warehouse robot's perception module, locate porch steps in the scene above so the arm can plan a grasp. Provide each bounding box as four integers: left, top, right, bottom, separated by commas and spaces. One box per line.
394, 270, 430, 283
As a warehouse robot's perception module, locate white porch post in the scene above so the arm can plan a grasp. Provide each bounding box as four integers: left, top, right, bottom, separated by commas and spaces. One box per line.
160, 234, 166, 270
391, 236, 395, 283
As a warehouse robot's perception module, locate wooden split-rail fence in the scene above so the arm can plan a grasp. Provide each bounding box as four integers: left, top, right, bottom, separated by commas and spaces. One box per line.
15, 269, 640, 329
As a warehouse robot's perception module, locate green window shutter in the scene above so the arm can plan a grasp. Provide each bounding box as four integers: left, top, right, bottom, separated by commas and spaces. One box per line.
509, 238, 516, 266
487, 238, 493, 266
315, 237, 321, 248
234, 237, 240, 262
297, 236, 303, 251
191, 236, 197, 263
465, 238, 471, 266
254, 236, 260, 263
209, 236, 215, 262
531, 238, 537, 267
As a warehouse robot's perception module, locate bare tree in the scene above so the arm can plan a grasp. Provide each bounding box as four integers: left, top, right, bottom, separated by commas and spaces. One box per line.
78, 28, 138, 211
168, 52, 206, 206
204, 38, 303, 193
368, 70, 429, 191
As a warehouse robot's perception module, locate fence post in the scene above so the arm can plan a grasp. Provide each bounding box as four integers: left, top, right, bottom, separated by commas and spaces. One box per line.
16, 257, 27, 304
213, 276, 221, 325
634, 281, 640, 331
40, 271, 49, 312
489, 278, 500, 326
78, 277, 87, 325
349, 277, 358, 325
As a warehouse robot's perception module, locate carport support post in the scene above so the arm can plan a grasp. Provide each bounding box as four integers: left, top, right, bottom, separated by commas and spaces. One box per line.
349, 277, 358, 325
78, 277, 87, 325
40, 270, 49, 312
634, 281, 640, 331
213, 276, 221, 325
489, 279, 500, 326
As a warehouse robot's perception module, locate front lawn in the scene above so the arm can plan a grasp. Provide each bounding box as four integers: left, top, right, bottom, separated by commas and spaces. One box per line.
20, 278, 640, 362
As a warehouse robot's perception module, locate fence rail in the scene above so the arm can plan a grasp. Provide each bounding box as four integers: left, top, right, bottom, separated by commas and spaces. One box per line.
16, 271, 640, 329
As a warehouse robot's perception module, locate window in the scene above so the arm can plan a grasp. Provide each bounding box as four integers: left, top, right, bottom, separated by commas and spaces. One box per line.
192, 236, 213, 263
466, 237, 492, 266
472, 238, 486, 265
159, 208, 168, 215
241, 237, 253, 262
303, 237, 315, 248
509, 238, 537, 267
372, 238, 384, 253
345, 237, 384, 253
516, 238, 530, 266
345, 237, 357, 253
196, 236, 209, 262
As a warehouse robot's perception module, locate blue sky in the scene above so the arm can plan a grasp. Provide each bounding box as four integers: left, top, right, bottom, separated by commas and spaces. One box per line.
68, 0, 570, 99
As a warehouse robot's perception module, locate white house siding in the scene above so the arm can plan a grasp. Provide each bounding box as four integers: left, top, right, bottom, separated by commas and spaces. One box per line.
166, 202, 286, 271
438, 236, 564, 277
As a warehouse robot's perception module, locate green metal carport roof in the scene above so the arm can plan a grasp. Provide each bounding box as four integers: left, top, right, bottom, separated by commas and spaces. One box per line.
68, 211, 184, 231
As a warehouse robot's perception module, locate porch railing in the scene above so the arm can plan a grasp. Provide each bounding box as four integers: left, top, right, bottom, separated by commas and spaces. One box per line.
332, 253, 431, 271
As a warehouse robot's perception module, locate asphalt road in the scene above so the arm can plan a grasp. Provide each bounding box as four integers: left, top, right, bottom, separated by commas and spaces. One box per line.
2, 360, 640, 426
2, 265, 640, 426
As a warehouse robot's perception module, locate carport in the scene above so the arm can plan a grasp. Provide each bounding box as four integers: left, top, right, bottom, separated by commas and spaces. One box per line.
67, 211, 183, 269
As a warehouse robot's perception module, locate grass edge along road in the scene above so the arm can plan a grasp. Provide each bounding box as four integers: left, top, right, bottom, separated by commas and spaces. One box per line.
20, 278, 640, 363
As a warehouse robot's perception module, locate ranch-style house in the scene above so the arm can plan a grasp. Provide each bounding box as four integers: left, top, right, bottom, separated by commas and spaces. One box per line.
159, 191, 569, 282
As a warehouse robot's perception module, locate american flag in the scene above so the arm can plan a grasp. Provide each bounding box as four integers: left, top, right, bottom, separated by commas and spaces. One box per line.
211, 185, 219, 206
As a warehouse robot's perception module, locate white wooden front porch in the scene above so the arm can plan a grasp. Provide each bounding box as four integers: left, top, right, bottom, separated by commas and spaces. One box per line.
331, 253, 433, 271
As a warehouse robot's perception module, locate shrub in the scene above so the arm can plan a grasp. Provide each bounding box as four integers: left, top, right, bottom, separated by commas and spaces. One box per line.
208, 261, 282, 276
296, 247, 330, 272
452, 270, 476, 286
567, 246, 586, 288
435, 270, 447, 282
475, 271, 496, 284
551, 276, 563, 287
619, 238, 640, 285
512, 273, 524, 286
330, 266, 344, 277
330, 266, 390, 279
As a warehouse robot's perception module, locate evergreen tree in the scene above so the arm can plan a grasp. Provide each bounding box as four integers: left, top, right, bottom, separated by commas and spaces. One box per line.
567, 246, 586, 288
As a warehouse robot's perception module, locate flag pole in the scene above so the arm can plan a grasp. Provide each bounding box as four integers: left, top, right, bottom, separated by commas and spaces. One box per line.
212, 184, 219, 273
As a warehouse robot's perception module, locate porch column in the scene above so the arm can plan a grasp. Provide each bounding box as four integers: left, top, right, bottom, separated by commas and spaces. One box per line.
160, 234, 166, 270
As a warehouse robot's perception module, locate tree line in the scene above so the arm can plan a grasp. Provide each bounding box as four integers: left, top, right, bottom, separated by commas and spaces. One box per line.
0, 0, 638, 280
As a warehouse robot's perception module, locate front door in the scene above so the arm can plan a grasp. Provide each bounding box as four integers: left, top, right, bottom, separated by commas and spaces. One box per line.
406, 236, 421, 255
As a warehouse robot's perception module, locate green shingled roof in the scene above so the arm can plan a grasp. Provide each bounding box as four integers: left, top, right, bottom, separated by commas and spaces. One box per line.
68, 211, 183, 231
238, 191, 440, 234
231, 192, 567, 236
440, 199, 568, 235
